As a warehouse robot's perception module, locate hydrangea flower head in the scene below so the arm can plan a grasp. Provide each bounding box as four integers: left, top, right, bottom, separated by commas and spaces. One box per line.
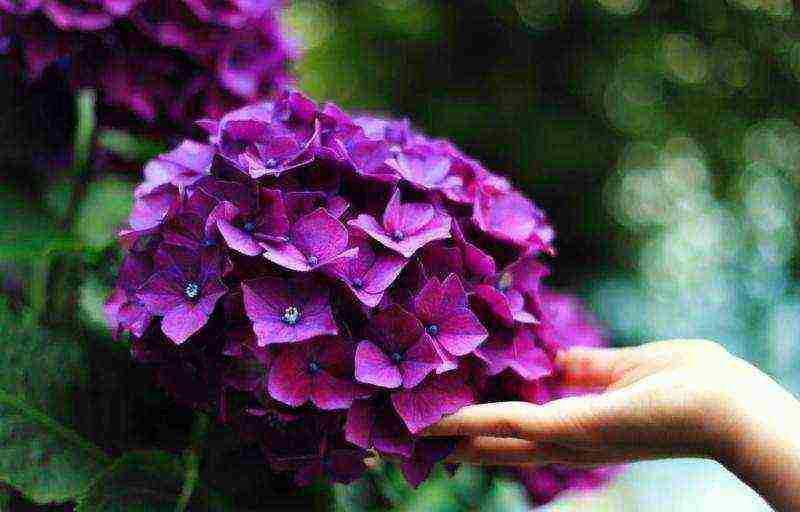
107, 89, 620, 505
0, 0, 296, 130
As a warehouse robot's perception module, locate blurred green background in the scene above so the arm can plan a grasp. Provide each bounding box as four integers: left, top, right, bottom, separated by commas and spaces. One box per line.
3, 0, 800, 509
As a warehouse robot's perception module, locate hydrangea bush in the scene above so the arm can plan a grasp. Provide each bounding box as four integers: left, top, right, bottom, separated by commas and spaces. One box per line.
106, 89, 617, 505
0, 0, 295, 128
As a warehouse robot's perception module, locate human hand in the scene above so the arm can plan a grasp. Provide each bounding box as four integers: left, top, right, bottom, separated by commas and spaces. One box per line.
423, 339, 795, 467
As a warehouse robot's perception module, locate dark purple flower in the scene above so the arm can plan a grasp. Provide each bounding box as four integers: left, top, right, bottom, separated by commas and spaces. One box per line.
391, 146, 484, 204
2, 0, 296, 129
349, 189, 452, 258
267, 336, 358, 410
104, 251, 154, 338
202, 91, 318, 178
413, 274, 488, 358
399, 438, 457, 489
136, 140, 214, 198
354, 305, 440, 389
324, 235, 407, 307
473, 176, 555, 255
136, 244, 227, 344
259, 207, 357, 272
473, 257, 548, 327
518, 465, 621, 506
294, 446, 368, 486
345, 397, 413, 458
391, 371, 474, 434
216, 188, 290, 257
474, 327, 553, 380
118, 183, 179, 249
241, 276, 338, 346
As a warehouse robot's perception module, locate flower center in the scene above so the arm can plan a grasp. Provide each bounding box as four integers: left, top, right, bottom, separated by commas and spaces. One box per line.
308, 360, 321, 373
390, 352, 403, 364
264, 158, 278, 169
307, 255, 319, 266
426, 324, 439, 336
352, 277, 364, 289
203, 238, 216, 248
497, 272, 513, 292
392, 229, 405, 241
185, 282, 200, 300
282, 306, 301, 325
243, 221, 256, 233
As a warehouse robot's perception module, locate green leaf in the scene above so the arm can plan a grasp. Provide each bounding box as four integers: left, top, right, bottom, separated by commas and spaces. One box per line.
0, 391, 111, 504
76, 451, 232, 512
0, 302, 111, 504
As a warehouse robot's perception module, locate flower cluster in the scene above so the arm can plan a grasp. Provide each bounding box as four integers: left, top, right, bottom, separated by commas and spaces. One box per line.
0, 0, 295, 128
106, 89, 617, 504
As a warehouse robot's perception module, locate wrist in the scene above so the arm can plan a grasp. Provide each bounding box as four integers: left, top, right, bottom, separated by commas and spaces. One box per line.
711, 359, 800, 466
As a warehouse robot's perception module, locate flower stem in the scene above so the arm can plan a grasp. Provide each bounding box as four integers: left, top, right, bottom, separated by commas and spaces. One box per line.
176, 411, 210, 512
60, 88, 97, 232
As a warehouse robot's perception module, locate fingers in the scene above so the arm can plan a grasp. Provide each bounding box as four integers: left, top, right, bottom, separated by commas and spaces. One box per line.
446, 436, 677, 466
555, 346, 640, 388
447, 436, 547, 466
422, 402, 540, 439
422, 398, 608, 445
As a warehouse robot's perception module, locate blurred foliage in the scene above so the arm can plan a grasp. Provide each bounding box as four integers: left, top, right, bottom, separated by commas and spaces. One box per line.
1, 0, 799, 509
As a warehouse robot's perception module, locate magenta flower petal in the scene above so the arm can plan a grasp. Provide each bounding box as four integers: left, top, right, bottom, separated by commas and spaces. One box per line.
391, 372, 474, 434
261, 207, 355, 272
436, 309, 488, 356
345, 399, 413, 458
324, 237, 407, 307
217, 218, 262, 256
399, 438, 457, 488
161, 302, 212, 345
119, 184, 179, 248
311, 370, 356, 410
268, 337, 357, 410
398, 335, 440, 388
354, 340, 402, 388
474, 328, 554, 380
136, 245, 227, 344
242, 276, 338, 346
349, 189, 451, 258
413, 274, 488, 357
473, 177, 555, 255
137, 141, 215, 198
267, 347, 313, 407
356, 305, 441, 388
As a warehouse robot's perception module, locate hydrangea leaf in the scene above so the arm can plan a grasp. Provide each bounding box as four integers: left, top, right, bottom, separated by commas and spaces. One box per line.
0, 391, 111, 505
0, 301, 111, 504
75, 450, 233, 512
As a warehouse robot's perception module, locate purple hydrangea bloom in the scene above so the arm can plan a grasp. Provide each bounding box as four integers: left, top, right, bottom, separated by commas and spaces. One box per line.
241, 275, 338, 346
107, 90, 620, 501
413, 274, 488, 359
104, 251, 154, 338
0, 0, 296, 130
391, 371, 474, 434
354, 304, 440, 389
259, 207, 357, 272
136, 244, 227, 344
349, 189, 452, 258
267, 336, 360, 410
473, 327, 553, 380
345, 397, 413, 458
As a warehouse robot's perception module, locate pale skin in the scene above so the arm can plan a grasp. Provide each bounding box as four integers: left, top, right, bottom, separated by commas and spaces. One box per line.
422, 340, 800, 512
